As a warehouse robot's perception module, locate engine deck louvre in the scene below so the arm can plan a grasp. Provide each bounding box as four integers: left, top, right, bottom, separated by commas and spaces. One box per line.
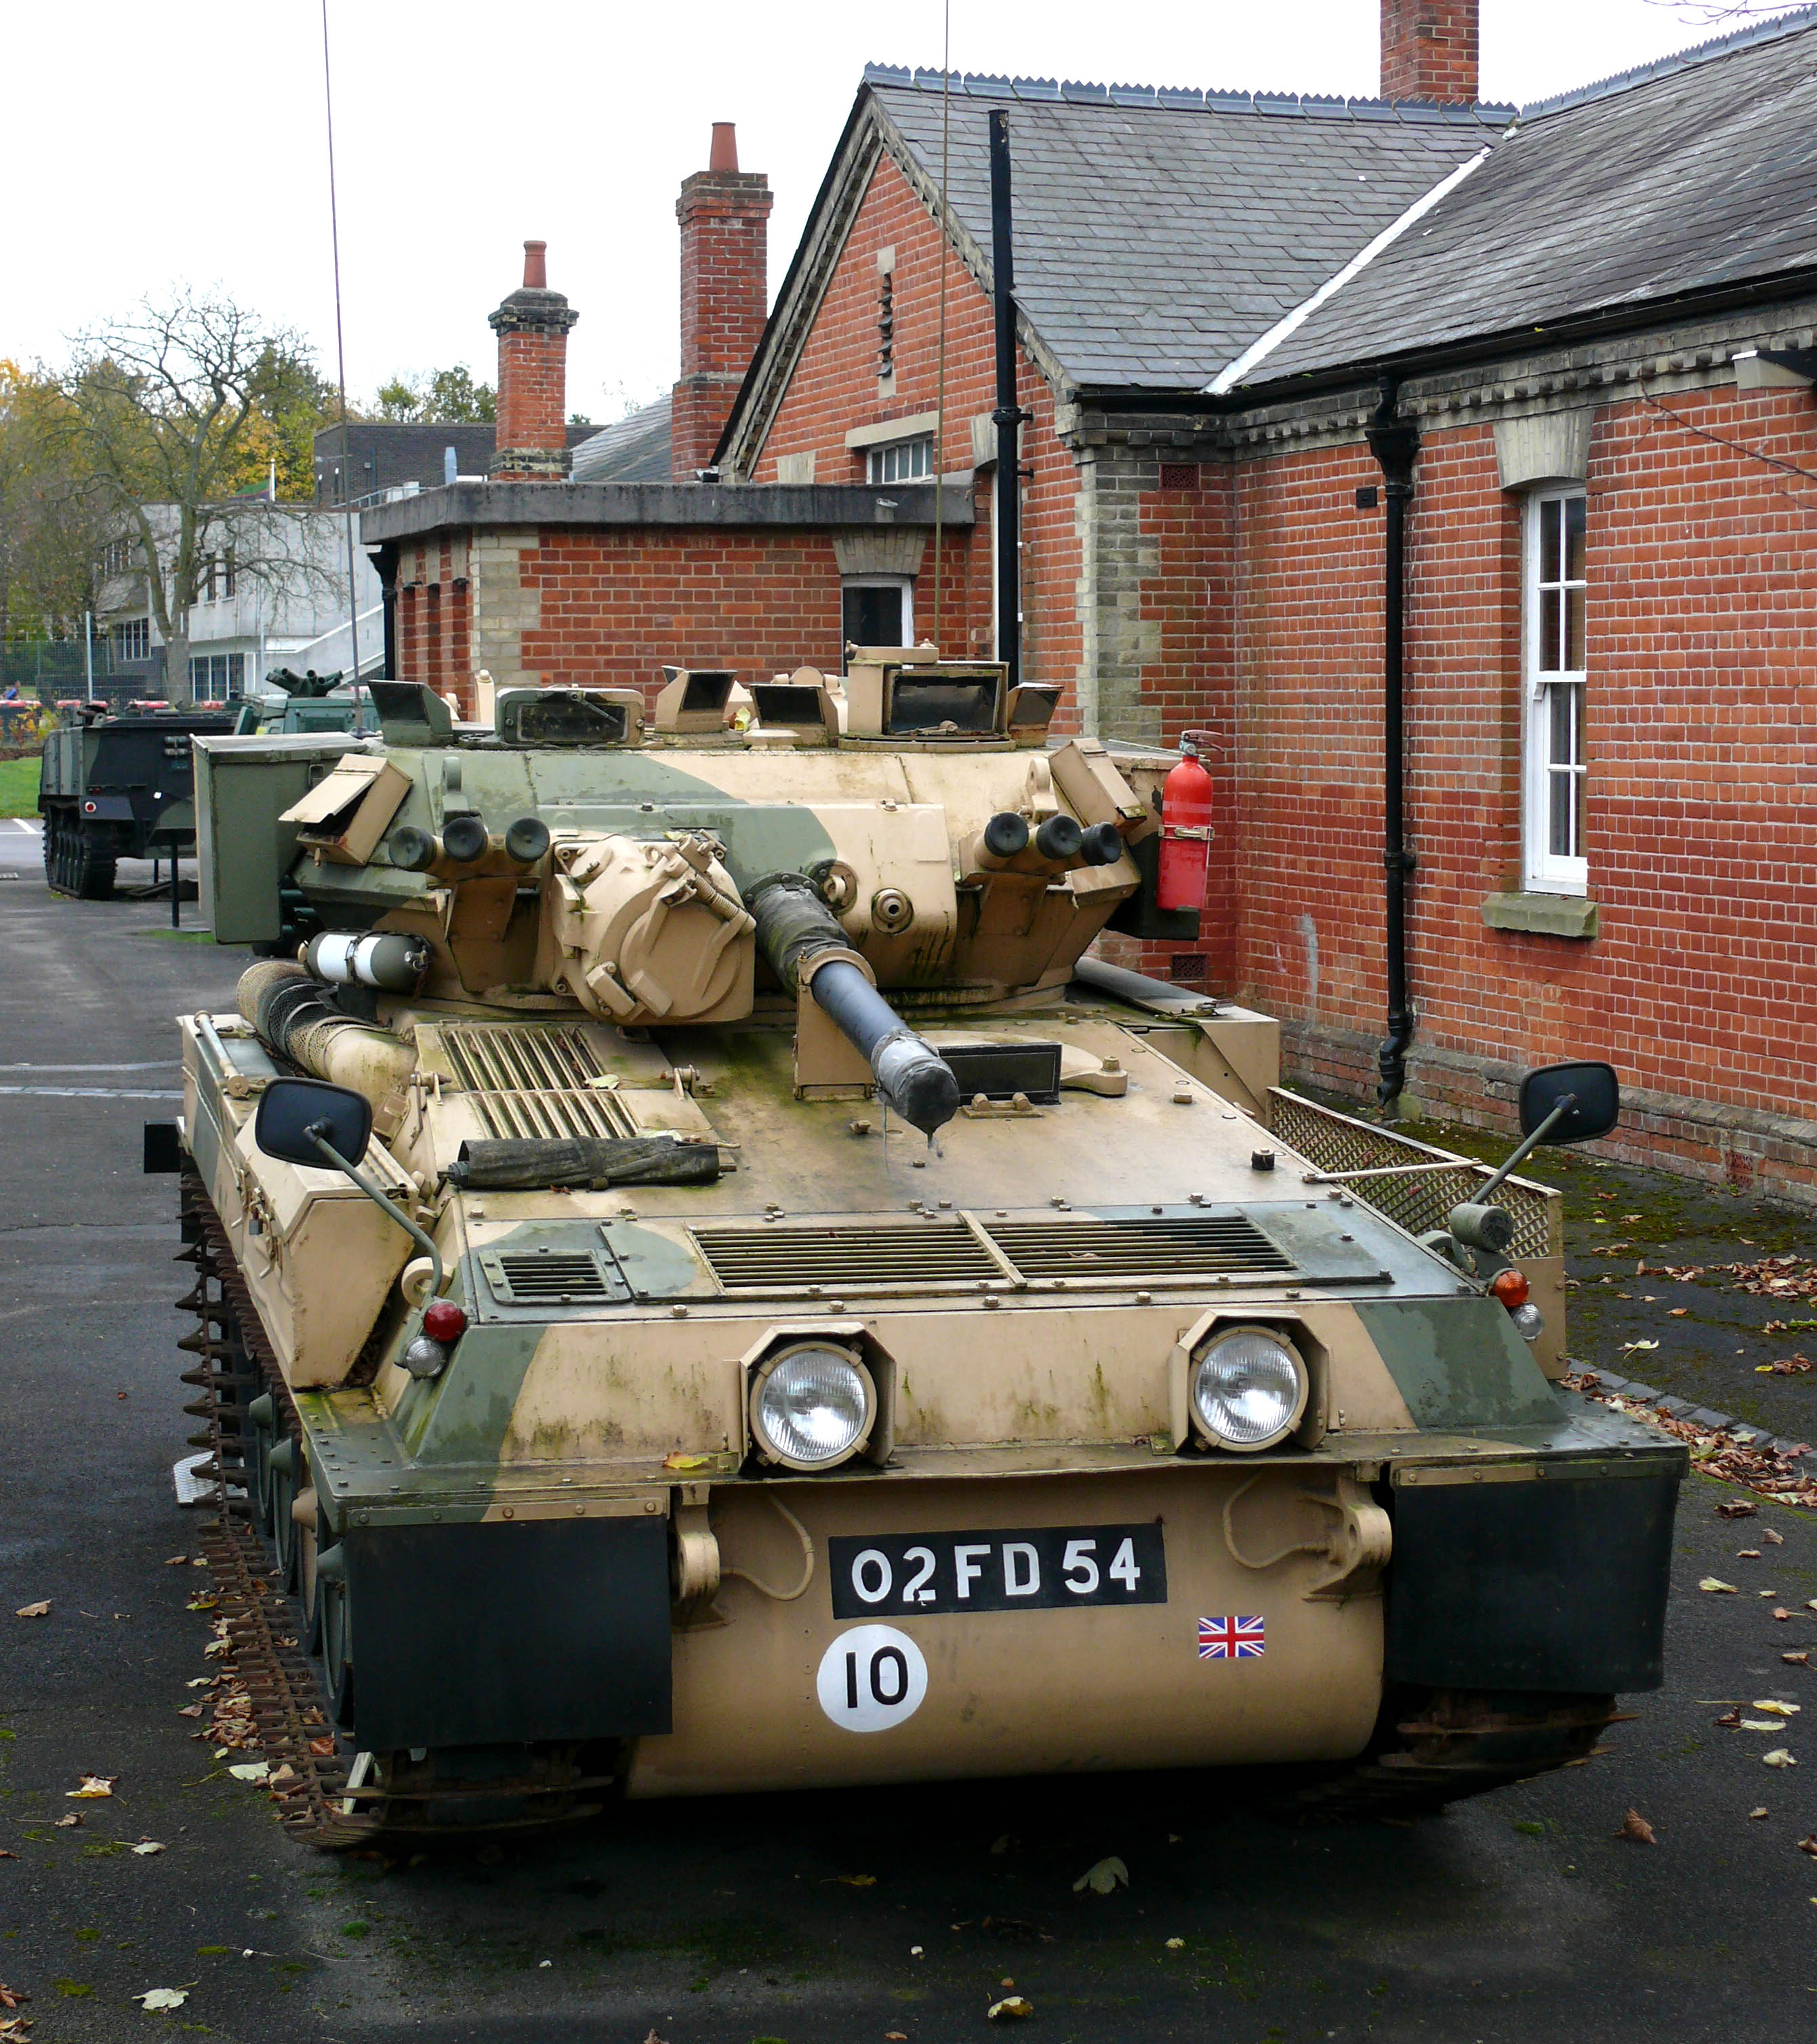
438, 1023, 640, 1142
686, 1211, 1297, 1295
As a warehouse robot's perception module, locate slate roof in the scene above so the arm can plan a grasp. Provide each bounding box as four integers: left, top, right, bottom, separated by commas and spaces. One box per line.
570, 396, 674, 483
865, 68, 1509, 392
1246, 9, 1817, 387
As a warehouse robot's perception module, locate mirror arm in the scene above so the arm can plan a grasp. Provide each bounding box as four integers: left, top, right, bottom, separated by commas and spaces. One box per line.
308, 1128, 445, 1299
1475, 1096, 1572, 1204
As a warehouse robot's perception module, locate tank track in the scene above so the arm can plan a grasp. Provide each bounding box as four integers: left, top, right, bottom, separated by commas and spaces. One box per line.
176, 1172, 614, 1850
1279, 1687, 1622, 1822
43, 813, 116, 900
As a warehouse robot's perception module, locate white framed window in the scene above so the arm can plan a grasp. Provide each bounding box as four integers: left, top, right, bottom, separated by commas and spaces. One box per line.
190, 652, 244, 702
865, 436, 932, 485
841, 577, 914, 649
113, 618, 150, 662
1522, 489, 1587, 895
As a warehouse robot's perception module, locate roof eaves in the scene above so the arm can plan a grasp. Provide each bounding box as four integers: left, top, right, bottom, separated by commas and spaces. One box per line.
1520, 3, 1817, 120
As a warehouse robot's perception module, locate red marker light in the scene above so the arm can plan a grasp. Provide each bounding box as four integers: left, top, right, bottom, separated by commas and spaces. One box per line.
423, 1301, 468, 1343
1490, 1269, 1530, 1312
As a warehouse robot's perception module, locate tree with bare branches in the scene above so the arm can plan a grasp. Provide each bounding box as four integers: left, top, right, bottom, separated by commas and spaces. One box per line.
54, 292, 338, 703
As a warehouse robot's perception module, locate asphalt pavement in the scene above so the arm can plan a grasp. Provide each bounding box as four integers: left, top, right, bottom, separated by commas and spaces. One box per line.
1, 824, 1814, 2044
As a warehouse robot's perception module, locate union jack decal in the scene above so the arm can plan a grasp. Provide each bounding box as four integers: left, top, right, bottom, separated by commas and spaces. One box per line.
1198, 1614, 1265, 1660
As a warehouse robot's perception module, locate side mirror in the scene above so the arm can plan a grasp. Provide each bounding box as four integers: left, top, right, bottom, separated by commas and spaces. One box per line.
1519, 1061, 1620, 1145
253, 1077, 372, 1169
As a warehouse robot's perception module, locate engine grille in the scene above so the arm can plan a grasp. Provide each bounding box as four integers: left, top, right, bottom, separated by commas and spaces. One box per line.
439, 1023, 638, 1142
688, 1211, 1295, 1296
983, 1215, 1293, 1284
484, 1248, 619, 1305
689, 1222, 1002, 1295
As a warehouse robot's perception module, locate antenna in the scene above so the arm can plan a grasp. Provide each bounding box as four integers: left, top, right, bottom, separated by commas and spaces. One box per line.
321, 0, 362, 703
931, 0, 952, 653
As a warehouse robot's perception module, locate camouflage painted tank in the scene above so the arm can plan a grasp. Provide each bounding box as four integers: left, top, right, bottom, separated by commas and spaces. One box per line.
158, 653, 1683, 1840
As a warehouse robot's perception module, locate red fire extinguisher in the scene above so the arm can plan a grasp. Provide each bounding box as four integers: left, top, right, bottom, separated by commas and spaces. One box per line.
1156, 731, 1215, 912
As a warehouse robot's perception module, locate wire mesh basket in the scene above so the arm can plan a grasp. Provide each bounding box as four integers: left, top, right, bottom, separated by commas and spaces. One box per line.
1267, 1089, 1560, 1263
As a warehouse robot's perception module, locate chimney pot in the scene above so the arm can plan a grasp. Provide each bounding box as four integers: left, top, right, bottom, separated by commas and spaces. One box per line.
523, 239, 548, 289
489, 239, 577, 482
709, 121, 739, 173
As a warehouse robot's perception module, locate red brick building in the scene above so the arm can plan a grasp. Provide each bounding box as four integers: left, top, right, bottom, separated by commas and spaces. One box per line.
365, 3, 1817, 1205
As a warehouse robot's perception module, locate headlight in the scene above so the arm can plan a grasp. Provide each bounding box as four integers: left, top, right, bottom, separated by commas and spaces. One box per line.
1190, 1326, 1308, 1451
750, 1343, 876, 1471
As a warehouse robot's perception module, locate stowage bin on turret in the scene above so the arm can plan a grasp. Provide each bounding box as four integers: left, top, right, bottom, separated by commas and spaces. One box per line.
158, 651, 1681, 1842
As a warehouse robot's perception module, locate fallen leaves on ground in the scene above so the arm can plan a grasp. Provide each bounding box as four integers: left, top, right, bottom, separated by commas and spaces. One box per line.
1716, 1500, 1759, 1519
1165, 1936, 1185, 1950
1572, 1377, 1817, 1510
0, 2018, 28, 2043
0, 1988, 26, 2011
641, 2032, 668, 2044
1761, 1749, 1797, 1767
1615, 1810, 1657, 1843
1743, 1719, 1787, 1732
13, 1603, 48, 1620
1750, 1806, 1771, 1819
1759, 1357, 1814, 1376
886, 2033, 908, 2041
130, 1841, 164, 1856
1669, 1307, 1690, 1317
1738, 1549, 1763, 1559
0, 1851, 16, 1860
987, 1997, 1034, 2021
1785, 1652, 1811, 1667
1773, 1608, 1795, 1622
1799, 1836, 1817, 1858
1715, 1708, 1743, 1728
1753, 1700, 1801, 1717
52, 1815, 81, 1831
65, 1777, 114, 1800
1073, 1856, 1129, 1895
1764, 1527, 1786, 1545
226, 1762, 270, 1783
133, 1988, 188, 2011
1700, 1578, 1740, 1594
830, 1874, 876, 1887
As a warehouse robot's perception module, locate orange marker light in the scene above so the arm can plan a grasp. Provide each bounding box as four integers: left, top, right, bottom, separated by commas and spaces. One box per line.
1490, 1269, 1530, 1312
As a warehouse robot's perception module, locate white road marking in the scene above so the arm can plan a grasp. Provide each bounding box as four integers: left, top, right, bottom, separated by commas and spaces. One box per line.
0, 1061, 181, 1071
0, 1086, 184, 1100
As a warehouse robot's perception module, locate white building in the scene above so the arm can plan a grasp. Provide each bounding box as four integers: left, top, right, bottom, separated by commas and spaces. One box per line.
97, 499, 390, 703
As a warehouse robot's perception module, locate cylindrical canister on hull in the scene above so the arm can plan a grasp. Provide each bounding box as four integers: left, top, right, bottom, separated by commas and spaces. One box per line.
302, 931, 429, 994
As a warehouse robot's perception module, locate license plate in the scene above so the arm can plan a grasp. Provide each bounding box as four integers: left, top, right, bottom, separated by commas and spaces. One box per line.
828, 1523, 1167, 1618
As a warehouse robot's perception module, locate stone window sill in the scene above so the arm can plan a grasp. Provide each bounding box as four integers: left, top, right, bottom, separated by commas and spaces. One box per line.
1480, 891, 1599, 939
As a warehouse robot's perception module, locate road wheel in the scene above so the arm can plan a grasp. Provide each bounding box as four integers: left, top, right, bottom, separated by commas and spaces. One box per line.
41, 817, 57, 886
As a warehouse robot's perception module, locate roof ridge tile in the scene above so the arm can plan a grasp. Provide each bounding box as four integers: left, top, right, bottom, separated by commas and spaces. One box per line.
1519, 4, 1817, 121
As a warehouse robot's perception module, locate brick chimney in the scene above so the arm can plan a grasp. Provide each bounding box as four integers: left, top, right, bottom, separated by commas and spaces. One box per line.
1381, 0, 1479, 103
489, 240, 579, 481
672, 123, 773, 480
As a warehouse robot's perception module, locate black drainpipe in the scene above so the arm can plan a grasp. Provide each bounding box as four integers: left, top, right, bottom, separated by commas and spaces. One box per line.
1364, 384, 1421, 1109
987, 110, 1030, 686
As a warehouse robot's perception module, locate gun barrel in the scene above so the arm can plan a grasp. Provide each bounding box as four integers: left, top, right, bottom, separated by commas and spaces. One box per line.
748, 873, 961, 1137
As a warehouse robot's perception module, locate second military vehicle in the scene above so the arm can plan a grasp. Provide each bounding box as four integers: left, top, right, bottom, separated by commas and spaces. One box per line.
41, 702, 234, 899
155, 655, 1681, 1843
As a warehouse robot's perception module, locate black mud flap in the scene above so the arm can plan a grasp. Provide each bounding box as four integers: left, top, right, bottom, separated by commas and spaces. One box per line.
144, 1121, 185, 1174
342, 1516, 672, 1750
1385, 1461, 1681, 1694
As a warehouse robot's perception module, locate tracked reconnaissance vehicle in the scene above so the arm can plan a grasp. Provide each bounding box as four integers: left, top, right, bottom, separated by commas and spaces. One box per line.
41, 702, 234, 898
155, 655, 1683, 1843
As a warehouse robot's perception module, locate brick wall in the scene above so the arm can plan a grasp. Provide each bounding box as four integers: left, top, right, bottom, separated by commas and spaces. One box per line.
754, 150, 1084, 695
395, 522, 981, 716
1232, 382, 1817, 1197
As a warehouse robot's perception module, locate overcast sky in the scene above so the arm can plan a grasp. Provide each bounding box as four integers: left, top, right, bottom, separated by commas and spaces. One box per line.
2, 1, 1799, 423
